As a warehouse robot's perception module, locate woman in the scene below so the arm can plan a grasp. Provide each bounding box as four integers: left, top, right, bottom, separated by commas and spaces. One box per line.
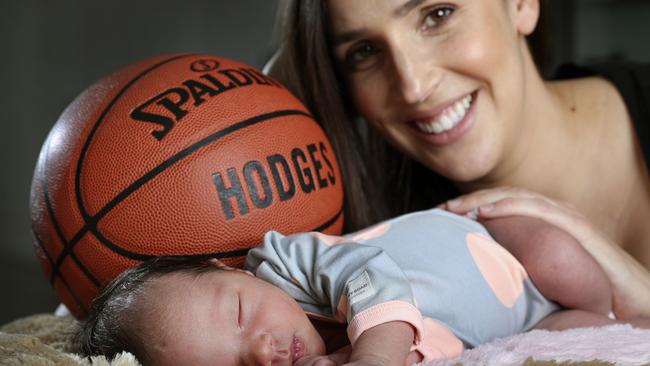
269, 0, 650, 318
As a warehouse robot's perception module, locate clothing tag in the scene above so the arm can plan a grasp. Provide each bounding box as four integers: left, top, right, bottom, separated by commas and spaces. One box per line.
347, 270, 375, 305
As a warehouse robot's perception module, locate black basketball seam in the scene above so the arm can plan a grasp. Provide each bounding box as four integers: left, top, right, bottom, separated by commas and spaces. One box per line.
313, 206, 343, 232
74, 53, 195, 222
48, 54, 196, 286
52, 109, 320, 277
37, 124, 101, 291
44, 186, 100, 287
134, 205, 344, 262
83, 109, 312, 260
34, 230, 89, 315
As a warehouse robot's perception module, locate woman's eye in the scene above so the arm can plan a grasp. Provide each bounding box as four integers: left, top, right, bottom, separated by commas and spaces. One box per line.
344, 43, 380, 71
421, 6, 454, 31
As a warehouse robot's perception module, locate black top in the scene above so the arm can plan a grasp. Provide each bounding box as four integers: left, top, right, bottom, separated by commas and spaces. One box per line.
554, 62, 650, 171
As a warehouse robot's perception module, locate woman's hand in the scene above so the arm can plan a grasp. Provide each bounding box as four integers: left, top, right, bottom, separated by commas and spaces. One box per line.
441, 187, 650, 319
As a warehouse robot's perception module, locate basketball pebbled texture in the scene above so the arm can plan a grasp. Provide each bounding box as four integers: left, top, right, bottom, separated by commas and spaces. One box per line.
30, 54, 344, 319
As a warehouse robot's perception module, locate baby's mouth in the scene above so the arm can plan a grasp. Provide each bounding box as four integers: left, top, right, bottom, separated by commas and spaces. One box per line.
291, 336, 305, 363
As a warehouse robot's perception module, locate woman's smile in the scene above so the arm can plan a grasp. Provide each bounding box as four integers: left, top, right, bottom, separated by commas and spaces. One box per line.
408, 90, 478, 145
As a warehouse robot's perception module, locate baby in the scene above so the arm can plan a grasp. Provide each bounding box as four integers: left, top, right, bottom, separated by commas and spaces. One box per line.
78, 209, 650, 366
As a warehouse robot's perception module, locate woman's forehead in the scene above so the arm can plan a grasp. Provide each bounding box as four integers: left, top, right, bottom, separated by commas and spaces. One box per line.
326, 0, 460, 32
327, 0, 406, 24
326, 0, 404, 40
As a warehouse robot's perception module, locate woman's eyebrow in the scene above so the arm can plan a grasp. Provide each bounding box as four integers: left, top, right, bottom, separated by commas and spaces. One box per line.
330, 0, 425, 47
394, 0, 425, 18
330, 29, 367, 47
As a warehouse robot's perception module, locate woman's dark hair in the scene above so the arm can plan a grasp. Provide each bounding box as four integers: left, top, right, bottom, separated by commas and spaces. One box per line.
526, 0, 556, 77
269, 0, 459, 232
77, 257, 221, 364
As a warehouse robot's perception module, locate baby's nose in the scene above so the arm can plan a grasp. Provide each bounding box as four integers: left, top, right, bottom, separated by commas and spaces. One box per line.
249, 333, 290, 365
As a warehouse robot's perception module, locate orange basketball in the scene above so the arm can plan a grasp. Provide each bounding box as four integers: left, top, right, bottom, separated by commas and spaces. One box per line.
30, 54, 344, 319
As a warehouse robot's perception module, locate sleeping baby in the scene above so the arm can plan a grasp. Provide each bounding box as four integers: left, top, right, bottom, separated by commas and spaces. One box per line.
77, 209, 650, 366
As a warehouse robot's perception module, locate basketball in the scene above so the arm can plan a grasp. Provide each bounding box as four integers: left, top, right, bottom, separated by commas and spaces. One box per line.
29, 54, 344, 319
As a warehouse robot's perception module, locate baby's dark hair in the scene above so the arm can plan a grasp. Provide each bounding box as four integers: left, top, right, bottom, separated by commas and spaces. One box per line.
77, 256, 222, 364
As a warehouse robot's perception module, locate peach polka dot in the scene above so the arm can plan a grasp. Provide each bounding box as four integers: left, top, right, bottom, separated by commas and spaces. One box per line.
309, 232, 348, 246
349, 223, 391, 242
466, 233, 528, 308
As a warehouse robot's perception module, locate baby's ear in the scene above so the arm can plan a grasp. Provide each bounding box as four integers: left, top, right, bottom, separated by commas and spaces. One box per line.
208, 259, 254, 276
208, 258, 231, 269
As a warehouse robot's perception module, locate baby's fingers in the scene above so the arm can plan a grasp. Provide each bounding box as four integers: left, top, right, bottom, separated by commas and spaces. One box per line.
295, 355, 338, 366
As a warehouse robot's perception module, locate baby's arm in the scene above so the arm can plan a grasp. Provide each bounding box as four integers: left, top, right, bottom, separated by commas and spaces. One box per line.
296, 331, 423, 366
347, 321, 415, 366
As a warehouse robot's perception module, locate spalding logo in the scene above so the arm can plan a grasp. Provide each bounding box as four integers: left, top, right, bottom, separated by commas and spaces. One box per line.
130, 60, 283, 141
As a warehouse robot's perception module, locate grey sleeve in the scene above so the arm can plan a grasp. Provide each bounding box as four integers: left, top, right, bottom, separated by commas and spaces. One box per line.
245, 231, 418, 323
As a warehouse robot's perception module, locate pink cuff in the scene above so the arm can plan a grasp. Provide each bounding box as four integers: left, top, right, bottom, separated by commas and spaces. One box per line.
347, 301, 424, 346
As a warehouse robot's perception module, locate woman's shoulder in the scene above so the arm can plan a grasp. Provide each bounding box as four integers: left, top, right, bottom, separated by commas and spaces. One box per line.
579, 62, 650, 161
553, 62, 649, 132
552, 62, 650, 113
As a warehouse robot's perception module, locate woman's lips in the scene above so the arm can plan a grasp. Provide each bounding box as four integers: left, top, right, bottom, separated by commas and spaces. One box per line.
409, 90, 478, 146
412, 92, 474, 134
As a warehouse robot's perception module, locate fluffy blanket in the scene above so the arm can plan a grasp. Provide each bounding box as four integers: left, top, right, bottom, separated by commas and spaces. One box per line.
1, 314, 649, 366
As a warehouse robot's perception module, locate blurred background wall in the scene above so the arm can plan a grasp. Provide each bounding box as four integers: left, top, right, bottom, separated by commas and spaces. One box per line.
0, 0, 648, 325
0, 0, 281, 324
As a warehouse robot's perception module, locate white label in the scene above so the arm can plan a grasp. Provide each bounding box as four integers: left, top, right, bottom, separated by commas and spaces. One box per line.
347, 270, 375, 305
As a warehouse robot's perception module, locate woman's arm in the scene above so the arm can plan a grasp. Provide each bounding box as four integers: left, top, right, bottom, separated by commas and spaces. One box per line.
442, 187, 650, 319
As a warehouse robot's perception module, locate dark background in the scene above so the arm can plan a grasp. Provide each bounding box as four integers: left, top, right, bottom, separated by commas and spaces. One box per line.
1, 0, 648, 325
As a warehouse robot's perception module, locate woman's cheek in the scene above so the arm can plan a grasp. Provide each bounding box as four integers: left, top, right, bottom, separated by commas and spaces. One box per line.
349, 78, 385, 121
447, 30, 503, 81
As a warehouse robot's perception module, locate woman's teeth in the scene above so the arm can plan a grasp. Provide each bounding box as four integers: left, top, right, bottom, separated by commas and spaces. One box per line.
415, 94, 473, 134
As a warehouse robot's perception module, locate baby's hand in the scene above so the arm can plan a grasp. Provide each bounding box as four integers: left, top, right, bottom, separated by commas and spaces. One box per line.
405, 350, 423, 366
340, 351, 421, 366
294, 354, 343, 366
294, 355, 334, 366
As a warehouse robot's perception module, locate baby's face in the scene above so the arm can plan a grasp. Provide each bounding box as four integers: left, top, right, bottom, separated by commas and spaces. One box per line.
141, 269, 326, 366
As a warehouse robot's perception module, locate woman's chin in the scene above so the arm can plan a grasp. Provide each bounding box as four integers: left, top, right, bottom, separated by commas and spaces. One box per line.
424, 155, 498, 184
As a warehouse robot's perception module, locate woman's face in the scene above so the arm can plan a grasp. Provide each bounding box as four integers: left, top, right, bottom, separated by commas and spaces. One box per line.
327, 0, 539, 182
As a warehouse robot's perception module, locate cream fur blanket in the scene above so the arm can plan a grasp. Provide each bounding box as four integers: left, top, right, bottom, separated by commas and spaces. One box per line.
1, 314, 649, 366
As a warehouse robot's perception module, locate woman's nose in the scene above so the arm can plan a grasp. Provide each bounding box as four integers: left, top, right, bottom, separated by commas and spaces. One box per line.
390, 41, 442, 105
